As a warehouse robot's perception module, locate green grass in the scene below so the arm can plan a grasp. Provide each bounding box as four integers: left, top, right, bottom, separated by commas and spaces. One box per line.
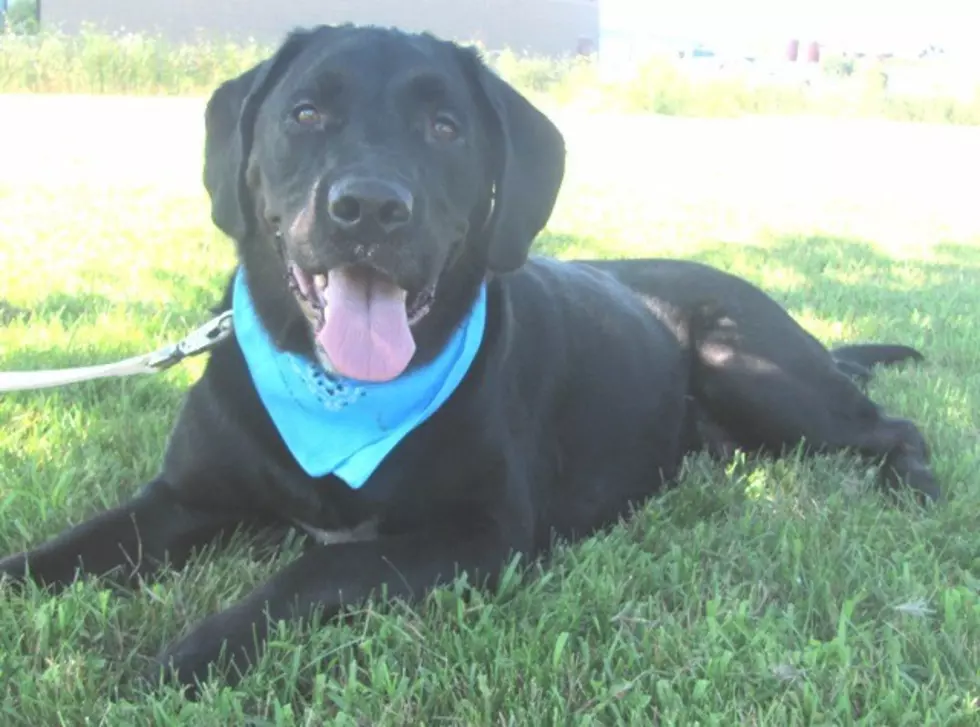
1, 95, 980, 724
2, 27, 980, 124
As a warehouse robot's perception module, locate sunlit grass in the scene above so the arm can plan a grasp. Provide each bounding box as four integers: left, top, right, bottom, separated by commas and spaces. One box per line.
0, 96, 978, 724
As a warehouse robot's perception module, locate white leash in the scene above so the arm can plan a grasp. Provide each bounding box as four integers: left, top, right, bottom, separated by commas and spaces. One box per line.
0, 310, 234, 393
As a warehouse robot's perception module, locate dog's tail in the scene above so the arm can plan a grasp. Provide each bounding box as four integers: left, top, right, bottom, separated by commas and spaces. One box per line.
831, 343, 924, 387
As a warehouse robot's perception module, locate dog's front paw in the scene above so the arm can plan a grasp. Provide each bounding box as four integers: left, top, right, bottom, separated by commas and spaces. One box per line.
144, 623, 233, 697
144, 613, 259, 696
143, 642, 215, 698
883, 450, 941, 505
0, 554, 28, 591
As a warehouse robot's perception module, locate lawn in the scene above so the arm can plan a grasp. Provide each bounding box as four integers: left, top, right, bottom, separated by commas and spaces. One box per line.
1, 94, 979, 725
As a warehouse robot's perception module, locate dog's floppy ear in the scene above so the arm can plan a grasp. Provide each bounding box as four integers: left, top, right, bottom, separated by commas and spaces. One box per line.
464, 51, 567, 273
203, 28, 317, 241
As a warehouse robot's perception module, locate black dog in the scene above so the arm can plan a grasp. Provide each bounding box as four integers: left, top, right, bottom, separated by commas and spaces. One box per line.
0, 24, 938, 692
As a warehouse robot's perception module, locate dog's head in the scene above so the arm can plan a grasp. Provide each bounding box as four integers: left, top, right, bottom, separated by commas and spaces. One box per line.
203, 24, 565, 382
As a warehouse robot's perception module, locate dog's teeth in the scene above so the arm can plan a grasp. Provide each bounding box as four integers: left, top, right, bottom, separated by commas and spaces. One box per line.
313, 274, 327, 291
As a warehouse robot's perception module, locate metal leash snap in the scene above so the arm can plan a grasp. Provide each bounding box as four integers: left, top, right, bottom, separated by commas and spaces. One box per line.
144, 310, 235, 371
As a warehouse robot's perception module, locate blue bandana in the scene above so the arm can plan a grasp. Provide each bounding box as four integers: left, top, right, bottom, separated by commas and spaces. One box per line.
231, 267, 487, 488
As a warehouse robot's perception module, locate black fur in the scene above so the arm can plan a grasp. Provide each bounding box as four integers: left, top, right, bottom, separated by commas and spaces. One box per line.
0, 25, 938, 695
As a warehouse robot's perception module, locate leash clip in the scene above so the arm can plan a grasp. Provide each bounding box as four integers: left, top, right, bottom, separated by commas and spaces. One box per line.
144, 310, 235, 371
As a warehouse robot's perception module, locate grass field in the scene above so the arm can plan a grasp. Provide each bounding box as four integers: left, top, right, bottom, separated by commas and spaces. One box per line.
1, 94, 979, 724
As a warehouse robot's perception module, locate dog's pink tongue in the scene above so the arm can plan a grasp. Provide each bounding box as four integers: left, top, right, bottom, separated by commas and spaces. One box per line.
316, 268, 416, 382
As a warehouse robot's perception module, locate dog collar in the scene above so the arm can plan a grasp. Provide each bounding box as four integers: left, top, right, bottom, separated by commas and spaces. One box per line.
231, 267, 487, 488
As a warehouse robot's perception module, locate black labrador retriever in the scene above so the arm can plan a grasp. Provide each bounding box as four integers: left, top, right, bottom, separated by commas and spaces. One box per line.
0, 24, 938, 692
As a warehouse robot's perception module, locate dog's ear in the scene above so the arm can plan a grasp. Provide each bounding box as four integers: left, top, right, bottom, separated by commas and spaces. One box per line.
203, 28, 317, 241
464, 50, 566, 273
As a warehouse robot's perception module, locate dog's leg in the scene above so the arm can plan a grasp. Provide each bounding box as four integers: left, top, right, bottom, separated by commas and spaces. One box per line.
0, 480, 262, 591
694, 338, 939, 503
831, 343, 924, 369
148, 522, 524, 693
832, 343, 924, 389
832, 358, 874, 388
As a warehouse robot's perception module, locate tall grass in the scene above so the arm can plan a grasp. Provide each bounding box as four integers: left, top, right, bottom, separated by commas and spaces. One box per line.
0, 27, 268, 95
1, 26, 979, 125
578, 57, 980, 125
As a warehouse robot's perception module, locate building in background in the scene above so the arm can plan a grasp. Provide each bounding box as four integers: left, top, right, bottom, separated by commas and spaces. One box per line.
40, 0, 599, 57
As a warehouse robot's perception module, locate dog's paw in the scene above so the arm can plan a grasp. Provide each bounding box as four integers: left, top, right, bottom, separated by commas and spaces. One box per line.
882, 449, 942, 506
145, 615, 256, 697
142, 645, 214, 699
0, 554, 28, 592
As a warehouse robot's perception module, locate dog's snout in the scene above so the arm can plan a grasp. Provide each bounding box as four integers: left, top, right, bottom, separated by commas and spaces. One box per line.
327, 177, 414, 236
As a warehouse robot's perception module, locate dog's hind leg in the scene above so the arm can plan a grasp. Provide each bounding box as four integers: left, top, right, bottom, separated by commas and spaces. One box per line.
833, 358, 874, 387
831, 344, 923, 388
832, 343, 924, 369
691, 323, 939, 503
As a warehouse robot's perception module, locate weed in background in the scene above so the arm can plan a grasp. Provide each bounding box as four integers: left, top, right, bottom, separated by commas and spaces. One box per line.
2, 27, 979, 124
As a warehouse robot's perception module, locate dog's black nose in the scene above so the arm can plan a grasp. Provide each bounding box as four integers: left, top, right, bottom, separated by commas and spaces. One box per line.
327, 177, 414, 235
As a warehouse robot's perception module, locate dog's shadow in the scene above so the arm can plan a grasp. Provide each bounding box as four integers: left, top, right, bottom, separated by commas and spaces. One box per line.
534, 230, 980, 345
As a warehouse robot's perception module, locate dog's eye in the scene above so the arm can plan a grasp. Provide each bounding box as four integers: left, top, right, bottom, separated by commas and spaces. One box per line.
292, 103, 323, 126
430, 114, 459, 142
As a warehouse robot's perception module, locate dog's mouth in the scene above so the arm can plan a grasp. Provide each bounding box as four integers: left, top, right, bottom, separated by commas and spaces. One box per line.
286, 261, 435, 383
